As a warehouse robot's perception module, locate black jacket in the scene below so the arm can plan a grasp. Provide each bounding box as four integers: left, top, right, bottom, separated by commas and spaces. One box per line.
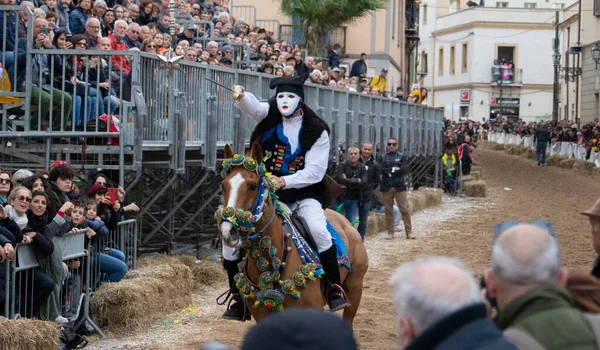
378, 151, 408, 192
534, 127, 551, 143
335, 161, 367, 201
358, 155, 381, 201
406, 304, 518, 350
327, 50, 340, 68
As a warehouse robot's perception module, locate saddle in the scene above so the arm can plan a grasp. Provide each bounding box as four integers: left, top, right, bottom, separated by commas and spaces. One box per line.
290, 213, 319, 253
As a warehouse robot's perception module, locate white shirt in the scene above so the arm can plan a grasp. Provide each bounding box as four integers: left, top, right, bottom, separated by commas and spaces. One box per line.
236, 92, 330, 190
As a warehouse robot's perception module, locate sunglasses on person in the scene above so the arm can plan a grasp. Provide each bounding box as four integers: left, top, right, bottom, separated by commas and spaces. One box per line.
387, 142, 397, 146
0, 178, 11, 184
16, 195, 32, 203
147, 45, 157, 49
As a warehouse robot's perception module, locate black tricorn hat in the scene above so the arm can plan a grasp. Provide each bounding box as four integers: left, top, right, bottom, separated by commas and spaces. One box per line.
269, 73, 308, 100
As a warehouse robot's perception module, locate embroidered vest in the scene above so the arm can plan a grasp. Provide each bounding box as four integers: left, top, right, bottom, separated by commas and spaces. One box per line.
261, 124, 325, 205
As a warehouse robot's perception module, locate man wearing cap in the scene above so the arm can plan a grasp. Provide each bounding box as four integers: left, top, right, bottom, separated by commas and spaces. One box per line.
219, 74, 349, 321
370, 68, 388, 95
582, 198, 600, 278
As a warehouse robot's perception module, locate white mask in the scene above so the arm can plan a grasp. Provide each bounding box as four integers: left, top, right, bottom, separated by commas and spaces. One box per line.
276, 92, 302, 118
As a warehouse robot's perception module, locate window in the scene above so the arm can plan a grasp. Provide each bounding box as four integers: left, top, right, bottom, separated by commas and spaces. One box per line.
450, 0, 459, 13
524, 2, 537, 8
420, 51, 428, 73
462, 43, 468, 72
496, 2, 508, 7
423, 4, 428, 25
595, 93, 600, 119
450, 45, 456, 75
439, 47, 444, 76
595, 0, 600, 16
552, 3, 565, 9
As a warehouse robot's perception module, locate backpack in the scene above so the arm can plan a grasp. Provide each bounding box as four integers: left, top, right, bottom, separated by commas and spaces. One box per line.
59, 324, 88, 349
503, 313, 600, 350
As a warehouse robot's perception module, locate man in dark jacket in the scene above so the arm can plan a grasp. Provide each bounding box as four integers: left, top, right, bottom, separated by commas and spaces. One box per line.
534, 122, 551, 166
391, 256, 517, 350
357, 142, 380, 240
327, 43, 341, 68
0, 0, 18, 77
349, 53, 367, 78
335, 147, 367, 226
484, 223, 598, 349
378, 138, 412, 239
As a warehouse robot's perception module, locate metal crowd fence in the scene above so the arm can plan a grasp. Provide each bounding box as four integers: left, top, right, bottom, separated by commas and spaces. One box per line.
1, 219, 138, 338
487, 132, 600, 167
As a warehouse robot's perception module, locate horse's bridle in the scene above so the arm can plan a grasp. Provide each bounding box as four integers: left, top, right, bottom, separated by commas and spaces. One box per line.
214, 154, 278, 237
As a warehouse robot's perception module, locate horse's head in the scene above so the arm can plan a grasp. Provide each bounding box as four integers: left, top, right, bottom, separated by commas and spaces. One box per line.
216, 143, 274, 248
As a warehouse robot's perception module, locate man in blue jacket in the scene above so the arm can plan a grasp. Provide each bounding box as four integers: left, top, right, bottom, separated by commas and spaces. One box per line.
534, 123, 551, 166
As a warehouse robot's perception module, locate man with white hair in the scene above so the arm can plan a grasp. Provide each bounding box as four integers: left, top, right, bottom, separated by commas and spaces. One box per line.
206, 40, 219, 58
391, 256, 517, 350
84, 17, 101, 47
484, 223, 599, 349
93, 0, 108, 18
108, 20, 131, 73
123, 22, 140, 49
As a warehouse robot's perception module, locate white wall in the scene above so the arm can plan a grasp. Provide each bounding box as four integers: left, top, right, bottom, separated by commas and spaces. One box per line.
434, 88, 553, 121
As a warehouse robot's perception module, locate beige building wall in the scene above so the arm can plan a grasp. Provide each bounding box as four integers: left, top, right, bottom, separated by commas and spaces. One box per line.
579, 0, 600, 123
559, 2, 581, 122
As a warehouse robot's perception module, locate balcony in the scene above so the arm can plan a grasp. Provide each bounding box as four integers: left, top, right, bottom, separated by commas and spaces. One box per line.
491, 66, 523, 86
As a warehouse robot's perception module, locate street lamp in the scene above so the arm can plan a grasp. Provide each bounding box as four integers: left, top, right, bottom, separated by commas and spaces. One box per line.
592, 42, 600, 69
552, 49, 561, 122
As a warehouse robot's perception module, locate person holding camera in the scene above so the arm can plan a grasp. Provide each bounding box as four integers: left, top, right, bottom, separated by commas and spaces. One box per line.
14, 18, 72, 131
378, 138, 413, 239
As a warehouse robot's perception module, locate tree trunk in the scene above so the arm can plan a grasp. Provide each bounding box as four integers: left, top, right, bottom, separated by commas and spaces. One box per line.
303, 23, 323, 57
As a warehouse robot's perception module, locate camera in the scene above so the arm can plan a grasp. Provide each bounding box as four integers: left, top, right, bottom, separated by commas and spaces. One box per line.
40, 26, 49, 35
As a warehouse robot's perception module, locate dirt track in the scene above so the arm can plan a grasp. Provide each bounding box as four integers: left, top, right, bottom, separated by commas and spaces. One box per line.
88, 148, 598, 349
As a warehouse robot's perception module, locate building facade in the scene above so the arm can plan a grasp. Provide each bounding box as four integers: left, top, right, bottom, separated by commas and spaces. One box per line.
559, 1, 581, 123
417, 0, 576, 122
579, 0, 600, 123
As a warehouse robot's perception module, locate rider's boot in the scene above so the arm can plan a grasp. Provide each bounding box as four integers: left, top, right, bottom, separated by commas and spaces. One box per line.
222, 258, 251, 321
318, 246, 349, 312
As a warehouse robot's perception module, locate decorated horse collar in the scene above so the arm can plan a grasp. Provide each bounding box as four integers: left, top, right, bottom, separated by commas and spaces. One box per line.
214, 154, 279, 234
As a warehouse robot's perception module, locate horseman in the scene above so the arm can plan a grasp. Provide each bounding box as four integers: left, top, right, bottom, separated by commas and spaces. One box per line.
220, 73, 348, 321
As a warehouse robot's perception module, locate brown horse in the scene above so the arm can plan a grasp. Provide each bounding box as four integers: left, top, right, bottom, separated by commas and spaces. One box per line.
217, 143, 368, 327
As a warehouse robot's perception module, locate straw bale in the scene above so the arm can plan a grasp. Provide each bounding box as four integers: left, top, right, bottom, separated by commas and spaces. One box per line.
192, 261, 226, 288
409, 191, 427, 214
137, 254, 196, 269
0, 318, 60, 350
519, 148, 536, 160
366, 213, 385, 236
463, 180, 487, 197
572, 159, 595, 175
477, 140, 488, 149
559, 158, 576, 169
470, 170, 481, 180
504, 146, 519, 155
515, 145, 527, 155
417, 188, 442, 208
461, 175, 474, 183
546, 155, 567, 167
471, 166, 484, 176
493, 143, 506, 151
91, 263, 193, 334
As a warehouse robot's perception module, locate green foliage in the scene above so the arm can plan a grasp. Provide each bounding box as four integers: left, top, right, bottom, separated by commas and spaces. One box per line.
279, 0, 386, 55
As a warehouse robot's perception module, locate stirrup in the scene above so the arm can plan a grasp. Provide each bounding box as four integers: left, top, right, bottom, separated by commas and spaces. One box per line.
326, 284, 351, 310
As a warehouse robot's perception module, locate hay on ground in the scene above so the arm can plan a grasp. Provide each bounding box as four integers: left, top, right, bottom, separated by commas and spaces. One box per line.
366, 212, 386, 236
409, 191, 427, 214
519, 148, 536, 160
592, 167, 600, 179
477, 140, 488, 149
192, 261, 226, 288
559, 158, 576, 169
504, 146, 519, 155
471, 166, 484, 176
470, 170, 482, 180
546, 155, 568, 167
137, 254, 196, 269
91, 263, 194, 334
572, 159, 595, 175
461, 175, 474, 183
463, 180, 487, 197
416, 188, 442, 208
0, 318, 60, 350
492, 143, 506, 151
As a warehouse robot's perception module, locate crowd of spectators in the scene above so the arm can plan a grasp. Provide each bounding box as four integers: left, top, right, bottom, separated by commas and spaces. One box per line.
0, 162, 139, 328
1, 0, 430, 118
491, 58, 516, 85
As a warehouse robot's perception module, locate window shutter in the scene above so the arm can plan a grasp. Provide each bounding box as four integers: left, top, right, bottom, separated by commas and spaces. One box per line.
595, 0, 600, 17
